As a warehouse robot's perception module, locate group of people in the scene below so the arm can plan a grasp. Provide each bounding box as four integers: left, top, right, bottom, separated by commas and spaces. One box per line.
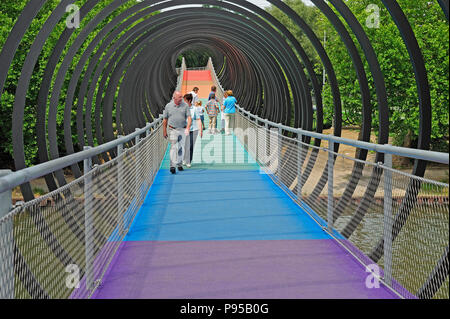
162, 85, 237, 174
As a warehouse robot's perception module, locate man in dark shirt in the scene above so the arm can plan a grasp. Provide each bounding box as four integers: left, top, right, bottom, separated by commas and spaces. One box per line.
208, 86, 217, 100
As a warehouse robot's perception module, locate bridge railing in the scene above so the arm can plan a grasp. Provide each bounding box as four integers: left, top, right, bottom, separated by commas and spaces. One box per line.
0, 114, 168, 299
185, 66, 207, 71
234, 106, 449, 299
206, 57, 225, 103
176, 57, 186, 92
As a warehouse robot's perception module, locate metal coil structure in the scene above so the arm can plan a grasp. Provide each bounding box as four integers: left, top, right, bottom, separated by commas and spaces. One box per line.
0, 0, 448, 298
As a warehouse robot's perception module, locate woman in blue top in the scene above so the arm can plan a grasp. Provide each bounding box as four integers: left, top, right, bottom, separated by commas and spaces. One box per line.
222, 90, 237, 135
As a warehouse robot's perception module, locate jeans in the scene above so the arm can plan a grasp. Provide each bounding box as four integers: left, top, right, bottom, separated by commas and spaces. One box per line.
184, 130, 199, 164
168, 128, 186, 168
223, 113, 235, 135
208, 116, 217, 131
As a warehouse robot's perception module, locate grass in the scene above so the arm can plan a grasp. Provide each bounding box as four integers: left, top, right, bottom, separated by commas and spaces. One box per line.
32, 187, 46, 196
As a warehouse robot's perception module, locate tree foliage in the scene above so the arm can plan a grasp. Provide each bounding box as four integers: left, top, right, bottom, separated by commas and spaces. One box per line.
266, 0, 449, 151
0, 0, 147, 168
176, 47, 215, 68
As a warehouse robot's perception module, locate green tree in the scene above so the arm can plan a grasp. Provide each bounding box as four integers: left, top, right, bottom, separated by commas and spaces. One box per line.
266, 0, 323, 67
265, 0, 448, 151
176, 47, 215, 68
321, 0, 449, 151
0, 0, 151, 168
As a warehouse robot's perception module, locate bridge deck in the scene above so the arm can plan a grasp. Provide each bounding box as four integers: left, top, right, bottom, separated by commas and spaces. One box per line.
92, 123, 396, 298
92, 70, 397, 298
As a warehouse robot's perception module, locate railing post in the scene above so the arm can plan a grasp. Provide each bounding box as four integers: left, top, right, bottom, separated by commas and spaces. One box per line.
0, 170, 14, 299
255, 118, 259, 163
135, 129, 142, 204
0, 172, 12, 218
156, 119, 161, 167
151, 123, 157, 179
265, 122, 269, 169
297, 133, 303, 202
158, 118, 162, 167
117, 137, 124, 235
278, 125, 282, 182
83, 146, 94, 292
383, 150, 393, 285
327, 141, 334, 232
146, 123, 151, 187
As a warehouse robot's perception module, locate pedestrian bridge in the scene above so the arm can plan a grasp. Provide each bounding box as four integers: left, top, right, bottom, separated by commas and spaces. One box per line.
0, 65, 448, 299
0, 1, 448, 300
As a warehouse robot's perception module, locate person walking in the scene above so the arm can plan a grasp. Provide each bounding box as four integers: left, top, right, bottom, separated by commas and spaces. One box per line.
190, 87, 200, 105
206, 93, 220, 134
208, 85, 217, 100
208, 86, 219, 131
195, 101, 206, 130
163, 91, 192, 174
184, 94, 203, 168
220, 91, 227, 134
222, 90, 237, 135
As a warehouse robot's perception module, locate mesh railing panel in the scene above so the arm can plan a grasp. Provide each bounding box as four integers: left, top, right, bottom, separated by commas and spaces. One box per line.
387, 170, 449, 299
235, 111, 449, 299
176, 57, 186, 92
0, 124, 167, 299
206, 58, 224, 103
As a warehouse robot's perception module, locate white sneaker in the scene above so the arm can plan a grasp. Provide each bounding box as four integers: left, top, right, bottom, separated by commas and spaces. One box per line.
182, 161, 186, 166
187, 163, 191, 168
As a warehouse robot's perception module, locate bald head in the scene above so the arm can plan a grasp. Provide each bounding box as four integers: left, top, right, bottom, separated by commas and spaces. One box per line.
173, 91, 183, 105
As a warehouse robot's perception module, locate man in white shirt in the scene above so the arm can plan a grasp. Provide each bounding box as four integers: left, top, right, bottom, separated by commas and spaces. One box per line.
189, 87, 199, 105
163, 91, 192, 174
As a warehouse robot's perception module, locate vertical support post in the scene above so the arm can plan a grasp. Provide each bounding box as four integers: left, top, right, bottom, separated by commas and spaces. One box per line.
135, 129, 141, 204
297, 133, 303, 202
255, 119, 259, 163
0, 172, 12, 217
327, 140, 334, 232
150, 123, 156, 180
0, 170, 14, 299
383, 150, 393, 286
117, 137, 124, 236
145, 124, 151, 188
277, 125, 282, 182
156, 119, 161, 167
83, 146, 93, 292
264, 122, 269, 170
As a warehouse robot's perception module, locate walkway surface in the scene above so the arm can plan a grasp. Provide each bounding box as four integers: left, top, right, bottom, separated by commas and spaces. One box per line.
91, 70, 398, 299
182, 70, 213, 99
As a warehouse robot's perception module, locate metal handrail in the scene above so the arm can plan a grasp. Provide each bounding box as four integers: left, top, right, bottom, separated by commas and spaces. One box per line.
236, 105, 449, 165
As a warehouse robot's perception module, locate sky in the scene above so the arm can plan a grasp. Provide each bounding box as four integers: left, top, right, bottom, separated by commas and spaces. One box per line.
158, 0, 314, 11
247, 0, 313, 8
